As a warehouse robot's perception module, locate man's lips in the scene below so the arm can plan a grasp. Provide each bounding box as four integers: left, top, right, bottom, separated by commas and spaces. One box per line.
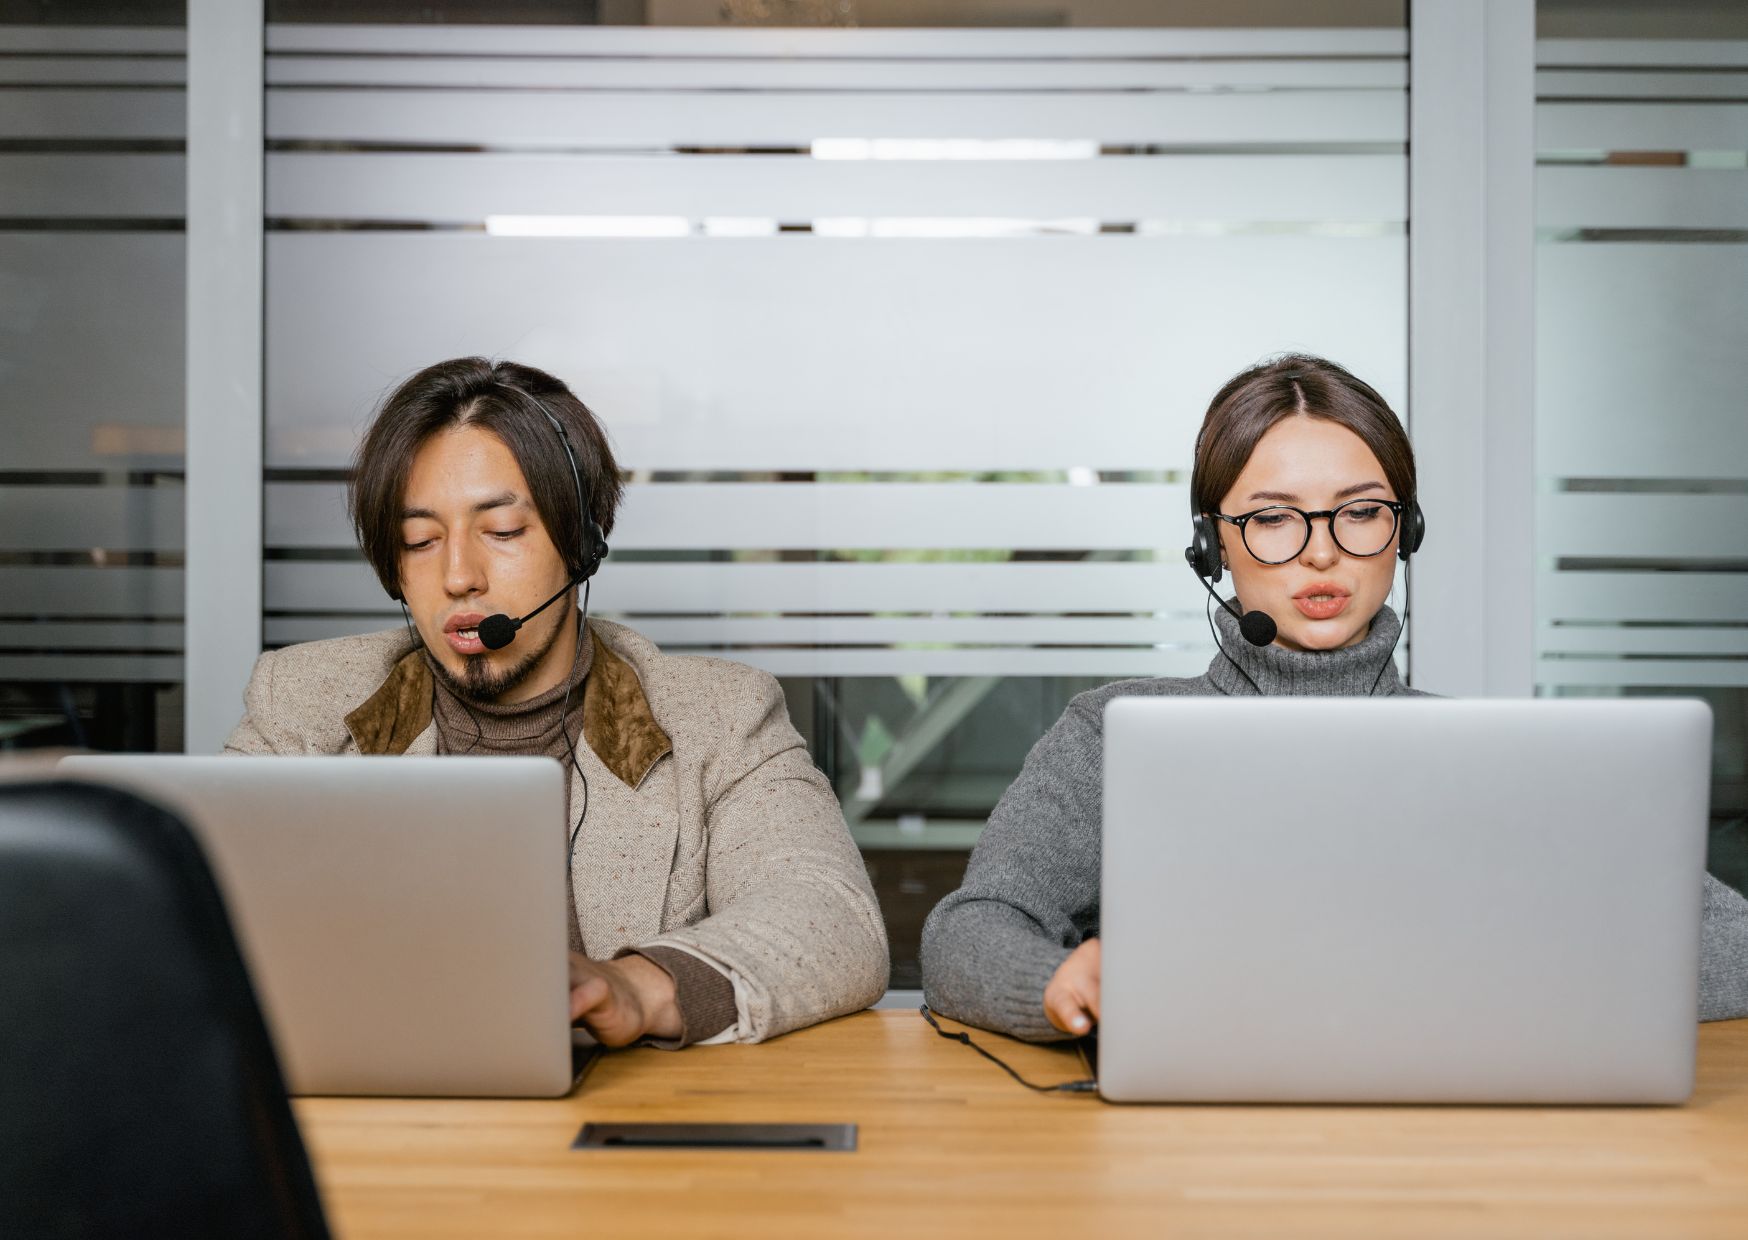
1291, 584, 1350, 621
443, 612, 488, 653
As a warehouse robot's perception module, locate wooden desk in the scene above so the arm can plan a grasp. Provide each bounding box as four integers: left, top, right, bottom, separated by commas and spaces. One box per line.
296, 1011, 1748, 1240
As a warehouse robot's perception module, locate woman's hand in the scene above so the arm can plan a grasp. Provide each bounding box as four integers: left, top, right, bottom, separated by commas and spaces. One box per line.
1043, 938, 1101, 1036
568, 952, 683, 1046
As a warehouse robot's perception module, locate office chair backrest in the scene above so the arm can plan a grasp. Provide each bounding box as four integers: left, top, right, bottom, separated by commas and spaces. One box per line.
0, 780, 330, 1240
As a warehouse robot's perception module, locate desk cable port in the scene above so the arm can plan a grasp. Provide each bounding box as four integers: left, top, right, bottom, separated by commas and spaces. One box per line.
573, 1123, 857, 1152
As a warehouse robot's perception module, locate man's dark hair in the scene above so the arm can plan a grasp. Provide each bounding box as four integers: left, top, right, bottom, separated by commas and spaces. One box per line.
348, 357, 623, 601
1191, 353, 1416, 517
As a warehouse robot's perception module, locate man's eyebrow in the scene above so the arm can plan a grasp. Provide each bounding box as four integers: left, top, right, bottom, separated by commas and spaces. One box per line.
399, 492, 524, 521
1245, 481, 1385, 504
471, 492, 523, 514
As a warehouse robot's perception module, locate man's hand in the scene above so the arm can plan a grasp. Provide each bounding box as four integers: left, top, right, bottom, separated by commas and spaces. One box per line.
1043, 938, 1101, 1036
568, 952, 683, 1047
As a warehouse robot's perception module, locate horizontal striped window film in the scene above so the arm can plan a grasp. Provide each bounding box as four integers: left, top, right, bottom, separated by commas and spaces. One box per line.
1534, 33, 1748, 833
4, 20, 1412, 851
1, 25, 187, 751
261, 25, 1408, 693
256, 22, 1409, 869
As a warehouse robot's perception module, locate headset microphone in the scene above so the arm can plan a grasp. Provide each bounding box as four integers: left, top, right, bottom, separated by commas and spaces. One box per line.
477, 575, 580, 651
1184, 548, 1277, 647
475, 395, 609, 652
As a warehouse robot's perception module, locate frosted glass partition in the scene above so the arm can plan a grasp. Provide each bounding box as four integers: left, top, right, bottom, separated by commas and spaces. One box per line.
262, 25, 1408, 682
1535, 37, 1748, 813
1536, 38, 1748, 685
0, 27, 186, 750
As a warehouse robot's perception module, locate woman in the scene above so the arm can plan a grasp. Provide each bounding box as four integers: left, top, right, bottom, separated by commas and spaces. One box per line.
919, 353, 1748, 1041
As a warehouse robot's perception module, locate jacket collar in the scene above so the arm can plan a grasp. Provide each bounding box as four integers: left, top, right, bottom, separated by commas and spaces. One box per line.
342, 650, 430, 757
343, 625, 672, 788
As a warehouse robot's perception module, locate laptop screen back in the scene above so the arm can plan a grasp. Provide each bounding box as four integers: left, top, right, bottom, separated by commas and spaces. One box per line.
1099, 698, 1710, 1104
63, 755, 573, 1098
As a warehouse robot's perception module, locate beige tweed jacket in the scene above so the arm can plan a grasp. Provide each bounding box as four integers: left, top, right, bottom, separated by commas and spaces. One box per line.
224, 618, 889, 1043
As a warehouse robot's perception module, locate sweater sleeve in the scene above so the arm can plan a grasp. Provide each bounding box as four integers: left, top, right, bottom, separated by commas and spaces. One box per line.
920, 694, 1106, 1043
1699, 873, 1748, 1022
622, 945, 740, 1048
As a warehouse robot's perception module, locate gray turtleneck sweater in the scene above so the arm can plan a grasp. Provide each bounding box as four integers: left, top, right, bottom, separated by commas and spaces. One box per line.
920, 604, 1748, 1042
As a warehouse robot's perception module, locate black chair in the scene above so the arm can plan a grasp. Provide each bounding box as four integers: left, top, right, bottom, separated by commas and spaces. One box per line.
0, 781, 330, 1240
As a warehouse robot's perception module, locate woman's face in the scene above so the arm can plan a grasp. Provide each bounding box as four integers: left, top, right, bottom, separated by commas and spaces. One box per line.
1215, 415, 1400, 653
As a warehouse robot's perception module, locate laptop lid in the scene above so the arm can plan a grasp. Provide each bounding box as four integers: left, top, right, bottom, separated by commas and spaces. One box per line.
62, 755, 573, 1098
1098, 698, 1711, 1104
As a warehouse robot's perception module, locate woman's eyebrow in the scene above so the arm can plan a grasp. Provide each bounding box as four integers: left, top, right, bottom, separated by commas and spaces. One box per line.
1246, 480, 1385, 504
1334, 481, 1386, 500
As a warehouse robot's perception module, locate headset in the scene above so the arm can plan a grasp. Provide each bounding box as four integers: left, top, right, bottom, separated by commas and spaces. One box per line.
476, 401, 608, 651
489, 389, 606, 865
390, 382, 608, 870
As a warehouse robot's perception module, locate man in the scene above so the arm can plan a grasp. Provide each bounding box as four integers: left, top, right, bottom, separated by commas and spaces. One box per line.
227, 356, 888, 1046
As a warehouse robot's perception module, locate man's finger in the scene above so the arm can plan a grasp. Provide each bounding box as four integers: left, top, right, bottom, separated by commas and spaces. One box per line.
567, 952, 593, 990
569, 976, 610, 1022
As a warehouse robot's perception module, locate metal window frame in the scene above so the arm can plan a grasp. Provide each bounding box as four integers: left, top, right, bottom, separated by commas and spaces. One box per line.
1407, 0, 1538, 698
184, 0, 264, 752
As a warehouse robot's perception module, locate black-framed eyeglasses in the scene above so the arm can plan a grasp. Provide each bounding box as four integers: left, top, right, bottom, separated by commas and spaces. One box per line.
1214, 498, 1404, 565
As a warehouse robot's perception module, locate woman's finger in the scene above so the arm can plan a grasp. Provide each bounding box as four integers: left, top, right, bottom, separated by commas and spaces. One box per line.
1045, 984, 1093, 1035
1078, 942, 1102, 1022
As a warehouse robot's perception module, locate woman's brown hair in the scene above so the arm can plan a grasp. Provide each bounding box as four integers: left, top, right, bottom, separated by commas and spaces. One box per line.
348, 357, 623, 601
1191, 354, 1416, 516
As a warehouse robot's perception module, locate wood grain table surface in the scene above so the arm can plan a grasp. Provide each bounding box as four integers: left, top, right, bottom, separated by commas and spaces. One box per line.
294, 1009, 1748, 1240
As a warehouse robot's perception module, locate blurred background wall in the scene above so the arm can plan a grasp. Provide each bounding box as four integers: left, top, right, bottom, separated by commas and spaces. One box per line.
3, 0, 1743, 983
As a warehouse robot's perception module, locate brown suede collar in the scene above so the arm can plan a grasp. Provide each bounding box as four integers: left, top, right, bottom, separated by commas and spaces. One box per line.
343, 650, 430, 758
343, 629, 673, 789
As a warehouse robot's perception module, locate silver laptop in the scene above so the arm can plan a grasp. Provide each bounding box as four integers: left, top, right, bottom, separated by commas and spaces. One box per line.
1099, 698, 1712, 1105
61, 755, 575, 1098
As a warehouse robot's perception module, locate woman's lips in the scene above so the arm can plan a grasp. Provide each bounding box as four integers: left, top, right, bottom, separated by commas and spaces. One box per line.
1291, 591, 1351, 621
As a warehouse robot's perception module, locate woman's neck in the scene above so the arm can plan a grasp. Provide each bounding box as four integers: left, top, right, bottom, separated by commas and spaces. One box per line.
1206, 603, 1406, 697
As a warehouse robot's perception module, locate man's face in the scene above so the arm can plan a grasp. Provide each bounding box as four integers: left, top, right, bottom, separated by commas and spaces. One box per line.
397, 424, 576, 704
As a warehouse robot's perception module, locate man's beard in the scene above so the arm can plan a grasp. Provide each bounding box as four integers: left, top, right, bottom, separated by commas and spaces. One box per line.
430, 595, 571, 704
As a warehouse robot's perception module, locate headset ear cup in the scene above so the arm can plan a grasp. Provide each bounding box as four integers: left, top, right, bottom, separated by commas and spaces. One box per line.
579, 514, 608, 580
1398, 500, 1426, 562
1187, 514, 1224, 584
529, 396, 605, 584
